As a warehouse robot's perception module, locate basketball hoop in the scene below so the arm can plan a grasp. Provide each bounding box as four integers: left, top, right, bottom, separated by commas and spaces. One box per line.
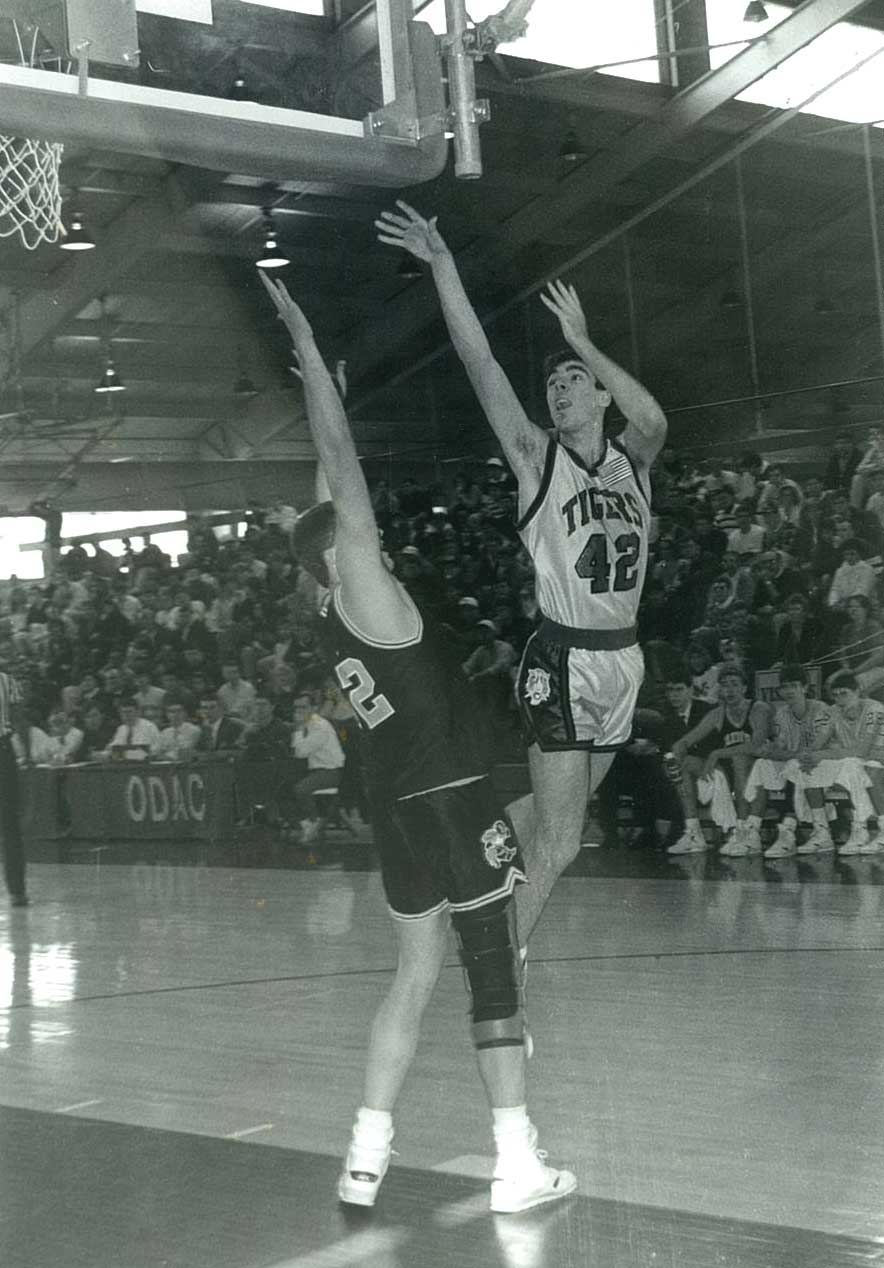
0, 19, 64, 250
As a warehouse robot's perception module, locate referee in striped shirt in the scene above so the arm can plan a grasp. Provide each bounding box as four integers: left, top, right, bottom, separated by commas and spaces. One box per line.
0, 669, 28, 907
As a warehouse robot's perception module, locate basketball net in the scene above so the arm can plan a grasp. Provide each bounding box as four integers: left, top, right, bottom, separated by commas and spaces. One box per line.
0, 136, 64, 250
0, 19, 64, 250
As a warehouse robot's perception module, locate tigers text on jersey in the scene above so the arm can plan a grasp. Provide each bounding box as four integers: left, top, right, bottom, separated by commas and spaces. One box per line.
324, 591, 485, 799
517, 436, 650, 632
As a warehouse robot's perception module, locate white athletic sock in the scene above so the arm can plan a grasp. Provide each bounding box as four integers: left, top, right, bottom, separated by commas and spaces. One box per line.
493, 1105, 533, 1154
354, 1107, 393, 1143
686, 817, 701, 831
810, 807, 828, 828
747, 815, 762, 831
781, 815, 797, 832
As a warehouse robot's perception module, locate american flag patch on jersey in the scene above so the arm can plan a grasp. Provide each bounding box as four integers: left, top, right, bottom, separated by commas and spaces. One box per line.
602, 451, 634, 485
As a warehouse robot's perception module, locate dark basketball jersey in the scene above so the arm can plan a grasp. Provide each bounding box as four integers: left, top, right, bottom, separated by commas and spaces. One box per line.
708, 700, 765, 751
323, 589, 485, 799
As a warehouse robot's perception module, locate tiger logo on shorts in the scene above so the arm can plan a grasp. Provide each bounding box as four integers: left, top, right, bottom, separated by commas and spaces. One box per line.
481, 819, 516, 869
524, 667, 551, 707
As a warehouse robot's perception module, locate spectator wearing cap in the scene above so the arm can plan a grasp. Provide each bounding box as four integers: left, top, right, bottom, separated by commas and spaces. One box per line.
462, 617, 518, 744
396, 544, 443, 611
828, 540, 878, 609
462, 618, 517, 685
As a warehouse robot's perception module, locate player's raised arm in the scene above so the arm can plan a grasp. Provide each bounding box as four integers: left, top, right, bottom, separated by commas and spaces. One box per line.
376, 202, 547, 492
260, 275, 412, 636
541, 280, 667, 470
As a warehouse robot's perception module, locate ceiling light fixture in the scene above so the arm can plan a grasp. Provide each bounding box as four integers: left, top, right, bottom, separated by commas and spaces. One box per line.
397, 256, 422, 280
559, 128, 586, 163
233, 371, 259, 397
95, 293, 124, 393
720, 288, 742, 309
94, 359, 125, 393
255, 209, 290, 270
59, 211, 95, 252
743, 2, 769, 23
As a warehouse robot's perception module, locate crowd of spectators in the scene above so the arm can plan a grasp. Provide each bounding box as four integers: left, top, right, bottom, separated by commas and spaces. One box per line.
2, 425, 884, 849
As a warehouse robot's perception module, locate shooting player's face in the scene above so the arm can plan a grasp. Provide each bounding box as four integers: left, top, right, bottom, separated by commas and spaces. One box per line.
546, 361, 609, 434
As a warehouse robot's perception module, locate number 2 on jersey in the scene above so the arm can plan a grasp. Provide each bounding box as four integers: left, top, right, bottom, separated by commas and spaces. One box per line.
575, 531, 640, 593
335, 657, 395, 729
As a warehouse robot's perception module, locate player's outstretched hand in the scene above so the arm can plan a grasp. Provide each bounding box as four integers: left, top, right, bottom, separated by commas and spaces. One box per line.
259, 272, 313, 345
375, 201, 449, 263
290, 353, 348, 400
540, 279, 590, 347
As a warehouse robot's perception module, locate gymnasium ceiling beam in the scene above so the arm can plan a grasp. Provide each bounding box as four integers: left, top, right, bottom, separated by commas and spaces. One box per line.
342, 0, 873, 393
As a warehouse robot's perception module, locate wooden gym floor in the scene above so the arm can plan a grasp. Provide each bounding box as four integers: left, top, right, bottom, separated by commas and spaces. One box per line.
2, 844, 884, 1268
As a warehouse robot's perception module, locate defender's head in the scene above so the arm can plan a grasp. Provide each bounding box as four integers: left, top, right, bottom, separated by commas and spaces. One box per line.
291, 501, 337, 589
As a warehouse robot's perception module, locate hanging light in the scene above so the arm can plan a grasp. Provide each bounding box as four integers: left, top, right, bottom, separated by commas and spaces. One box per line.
95, 358, 125, 393
397, 256, 422, 280
59, 211, 95, 252
94, 294, 124, 392
559, 128, 586, 163
743, 2, 769, 22
720, 288, 742, 309
255, 210, 289, 270
233, 371, 259, 397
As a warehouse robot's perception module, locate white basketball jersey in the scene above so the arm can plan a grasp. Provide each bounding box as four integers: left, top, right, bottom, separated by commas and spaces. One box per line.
518, 437, 651, 631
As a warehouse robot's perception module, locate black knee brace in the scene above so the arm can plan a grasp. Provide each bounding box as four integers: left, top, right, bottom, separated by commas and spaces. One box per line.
451, 899, 523, 1051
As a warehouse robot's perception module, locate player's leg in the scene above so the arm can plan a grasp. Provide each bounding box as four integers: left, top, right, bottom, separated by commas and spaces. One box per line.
436, 780, 574, 1213
719, 755, 756, 854
826, 758, 875, 854
730, 754, 753, 823
799, 783, 837, 853
338, 904, 450, 1206
451, 895, 576, 1213
743, 759, 791, 856
666, 755, 709, 854
862, 766, 884, 851
514, 745, 589, 943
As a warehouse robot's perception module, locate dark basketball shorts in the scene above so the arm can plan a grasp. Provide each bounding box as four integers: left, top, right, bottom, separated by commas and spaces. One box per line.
516, 625, 644, 752
371, 775, 526, 921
